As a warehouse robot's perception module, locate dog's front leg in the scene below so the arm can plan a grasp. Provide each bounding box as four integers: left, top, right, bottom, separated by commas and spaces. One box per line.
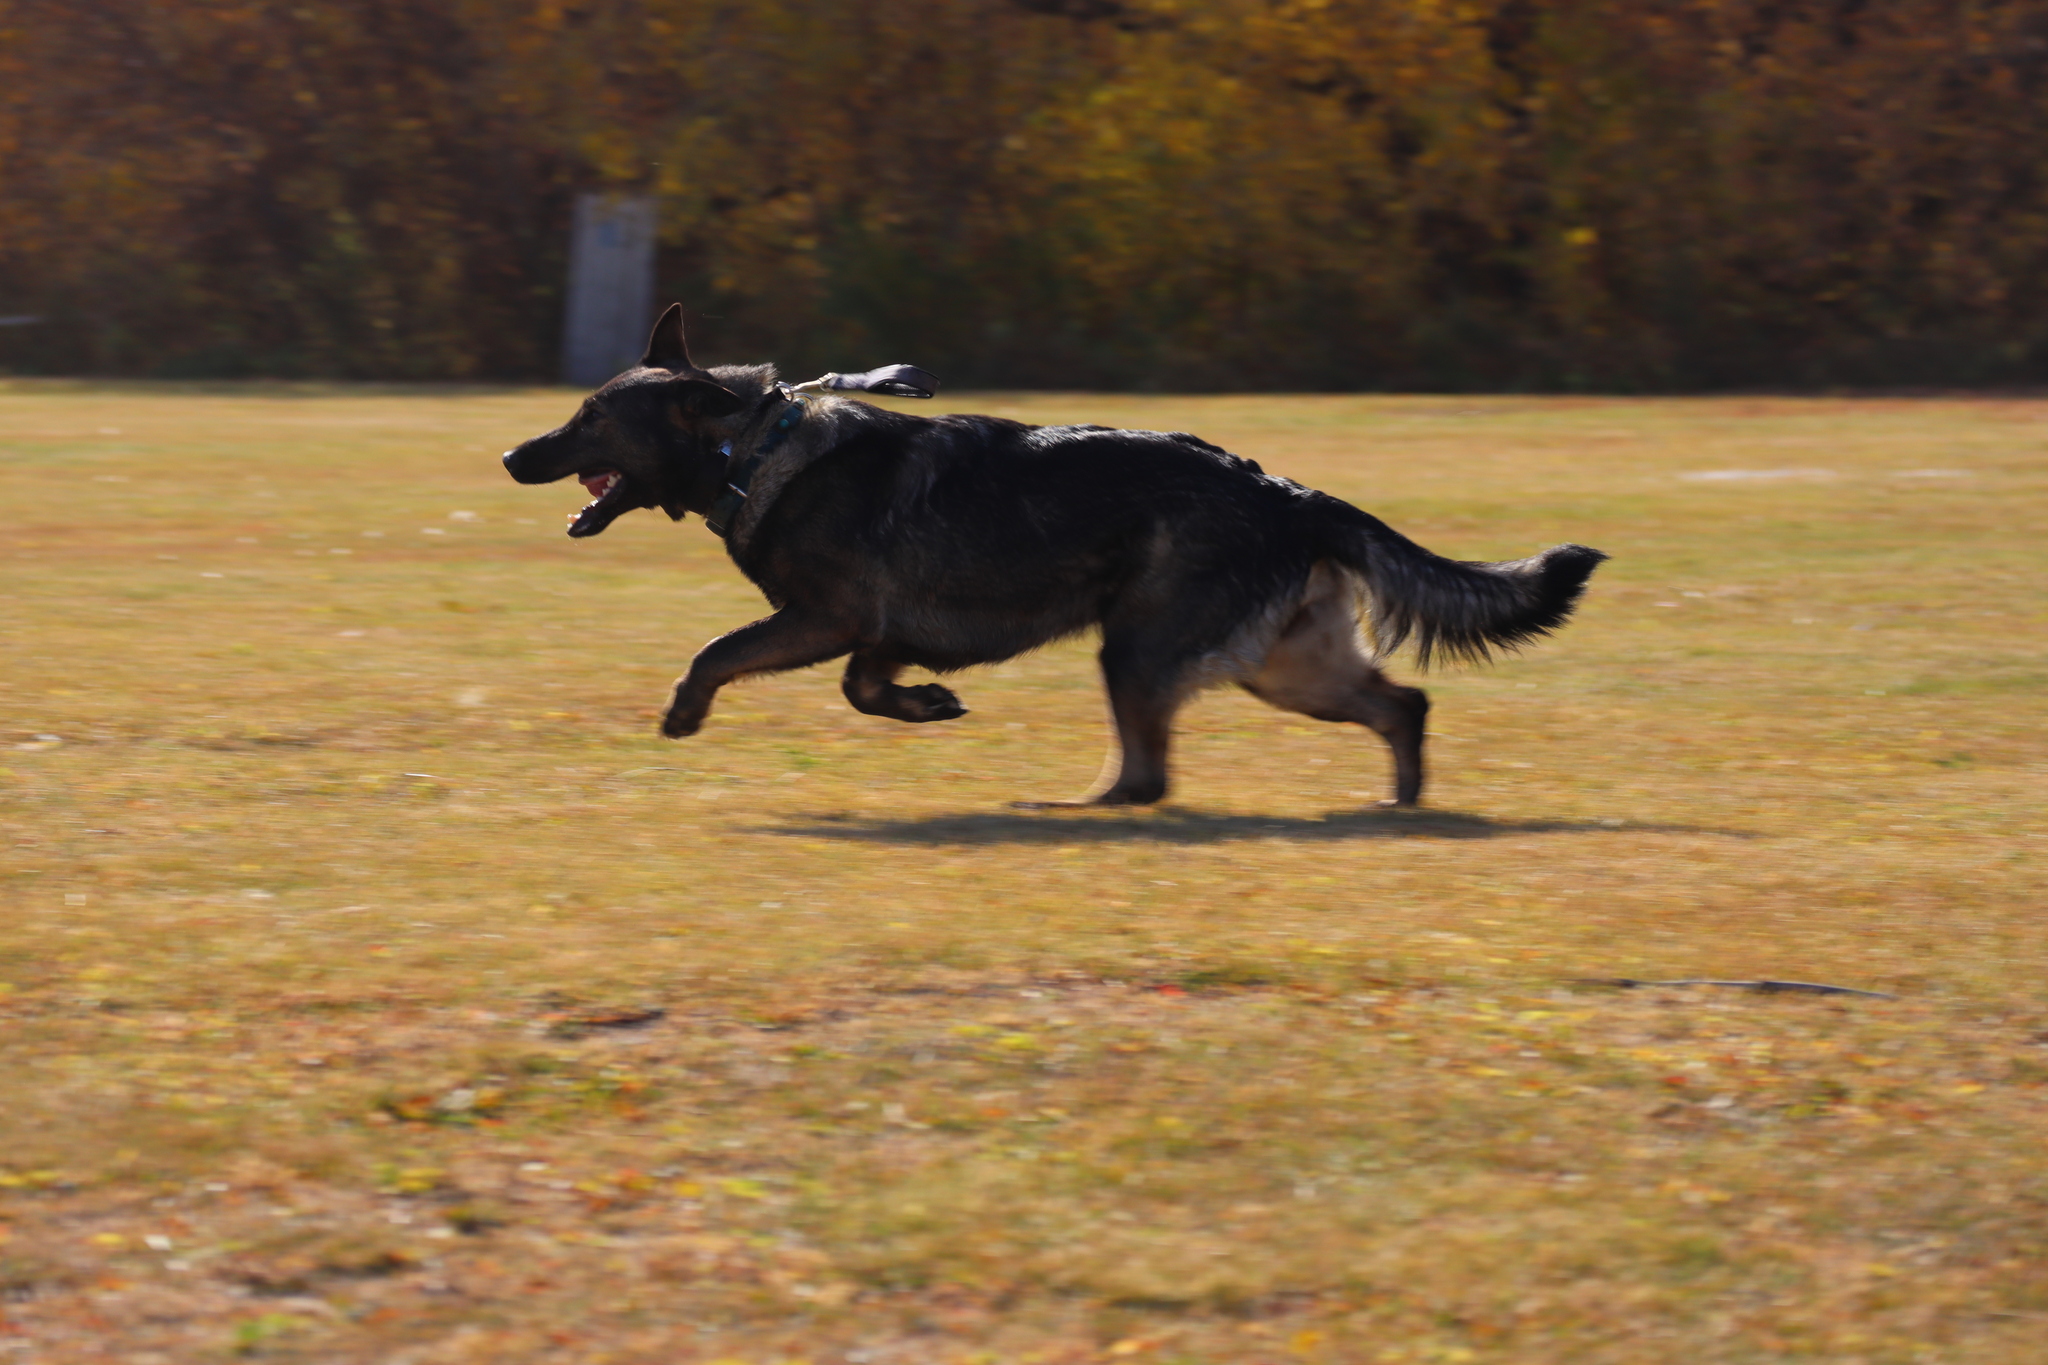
841, 650, 969, 723
661, 611, 856, 738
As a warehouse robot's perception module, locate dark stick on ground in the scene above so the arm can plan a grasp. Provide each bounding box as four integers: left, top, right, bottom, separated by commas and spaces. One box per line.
1577, 978, 1897, 1000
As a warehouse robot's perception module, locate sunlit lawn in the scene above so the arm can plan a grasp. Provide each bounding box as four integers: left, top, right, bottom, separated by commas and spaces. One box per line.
2, 381, 2045, 1364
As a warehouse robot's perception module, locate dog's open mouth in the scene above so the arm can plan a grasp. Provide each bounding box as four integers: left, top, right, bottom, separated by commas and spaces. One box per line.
568, 470, 628, 538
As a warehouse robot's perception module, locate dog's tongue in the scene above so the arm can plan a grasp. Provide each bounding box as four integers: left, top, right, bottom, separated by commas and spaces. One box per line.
579, 473, 612, 496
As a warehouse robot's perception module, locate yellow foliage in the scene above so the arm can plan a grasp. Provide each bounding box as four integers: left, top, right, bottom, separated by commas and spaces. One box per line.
2, 1, 2046, 386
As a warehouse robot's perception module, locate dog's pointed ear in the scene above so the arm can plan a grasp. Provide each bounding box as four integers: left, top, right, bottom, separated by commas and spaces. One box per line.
641, 303, 696, 372
670, 375, 747, 418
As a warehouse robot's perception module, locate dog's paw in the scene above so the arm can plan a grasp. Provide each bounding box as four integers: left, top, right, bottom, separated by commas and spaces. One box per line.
659, 707, 704, 739
1090, 781, 1167, 806
902, 683, 968, 723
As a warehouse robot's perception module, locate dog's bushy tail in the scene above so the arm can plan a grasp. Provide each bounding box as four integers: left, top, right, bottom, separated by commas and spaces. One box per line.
1318, 497, 1607, 668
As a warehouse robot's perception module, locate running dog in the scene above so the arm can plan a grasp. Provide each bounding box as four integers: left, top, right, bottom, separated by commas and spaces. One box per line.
502, 305, 1606, 806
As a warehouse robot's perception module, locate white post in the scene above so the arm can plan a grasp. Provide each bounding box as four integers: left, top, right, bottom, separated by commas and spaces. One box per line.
560, 193, 657, 387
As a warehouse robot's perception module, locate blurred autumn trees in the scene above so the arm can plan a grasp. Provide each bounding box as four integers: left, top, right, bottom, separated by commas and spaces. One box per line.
4, 0, 2048, 388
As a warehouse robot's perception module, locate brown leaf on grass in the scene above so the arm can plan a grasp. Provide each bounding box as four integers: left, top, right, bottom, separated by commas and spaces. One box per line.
226, 1231, 418, 1296
541, 1006, 666, 1040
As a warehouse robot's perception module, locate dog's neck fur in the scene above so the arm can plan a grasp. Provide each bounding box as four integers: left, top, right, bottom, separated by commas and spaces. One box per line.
677, 362, 934, 551
664, 364, 783, 516
703, 386, 890, 553
705, 363, 779, 406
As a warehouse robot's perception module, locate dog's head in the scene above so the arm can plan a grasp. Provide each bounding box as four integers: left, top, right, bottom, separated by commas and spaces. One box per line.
502, 305, 763, 538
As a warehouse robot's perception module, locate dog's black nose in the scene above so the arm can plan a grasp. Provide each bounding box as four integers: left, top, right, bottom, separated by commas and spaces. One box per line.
501, 451, 518, 474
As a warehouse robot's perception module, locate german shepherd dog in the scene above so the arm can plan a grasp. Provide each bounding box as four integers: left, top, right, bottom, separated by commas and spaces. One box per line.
502, 306, 1606, 806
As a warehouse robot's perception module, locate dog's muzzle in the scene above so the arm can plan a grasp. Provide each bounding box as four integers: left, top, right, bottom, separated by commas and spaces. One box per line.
502, 443, 562, 485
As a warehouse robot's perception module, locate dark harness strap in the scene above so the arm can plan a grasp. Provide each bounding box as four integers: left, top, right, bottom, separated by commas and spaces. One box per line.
704, 395, 805, 539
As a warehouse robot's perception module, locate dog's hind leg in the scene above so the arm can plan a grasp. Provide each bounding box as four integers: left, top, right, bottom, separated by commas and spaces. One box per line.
1014, 653, 1185, 808
1091, 671, 1183, 805
1059, 622, 1203, 806
1014, 620, 1191, 808
1242, 568, 1430, 807
841, 649, 968, 723
662, 610, 857, 738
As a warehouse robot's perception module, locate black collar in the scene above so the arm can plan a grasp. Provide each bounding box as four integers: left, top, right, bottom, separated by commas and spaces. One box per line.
704, 393, 805, 539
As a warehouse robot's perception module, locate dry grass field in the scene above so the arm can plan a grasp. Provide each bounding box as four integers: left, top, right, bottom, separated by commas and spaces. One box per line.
2, 382, 2045, 1364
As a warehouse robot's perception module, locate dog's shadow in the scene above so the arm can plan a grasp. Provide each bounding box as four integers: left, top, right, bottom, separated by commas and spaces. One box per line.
767, 806, 1743, 847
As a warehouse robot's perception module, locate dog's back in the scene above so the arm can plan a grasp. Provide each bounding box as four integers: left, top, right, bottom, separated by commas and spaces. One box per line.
737, 404, 1328, 676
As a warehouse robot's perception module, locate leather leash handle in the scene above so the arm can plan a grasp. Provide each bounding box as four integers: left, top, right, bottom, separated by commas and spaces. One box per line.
791, 365, 940, 399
